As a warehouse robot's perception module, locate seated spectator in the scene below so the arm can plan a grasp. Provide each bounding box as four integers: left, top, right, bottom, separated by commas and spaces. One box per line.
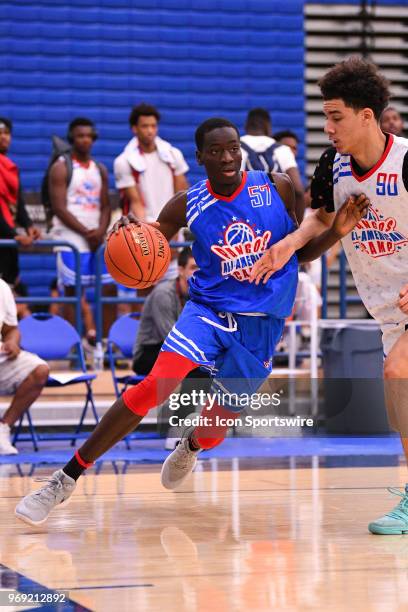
380, 106, 405, 137
132, 247, 212, 449
0, 117, 41, 287
0, 279, 49, 454
241, 108, 304, 222
273, 130, 300, 158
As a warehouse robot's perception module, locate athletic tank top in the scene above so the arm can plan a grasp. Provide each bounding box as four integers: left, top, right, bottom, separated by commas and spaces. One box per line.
52, 158, 102, 251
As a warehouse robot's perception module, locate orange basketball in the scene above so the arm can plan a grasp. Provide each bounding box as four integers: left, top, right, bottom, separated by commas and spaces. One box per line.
104, 223, 171, 289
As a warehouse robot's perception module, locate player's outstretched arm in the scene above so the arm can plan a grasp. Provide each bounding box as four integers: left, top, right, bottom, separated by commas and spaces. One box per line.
250, 190, 370, 283
297, 194, 370, 263
250, 205, 332, 284
109, 191, 188, 242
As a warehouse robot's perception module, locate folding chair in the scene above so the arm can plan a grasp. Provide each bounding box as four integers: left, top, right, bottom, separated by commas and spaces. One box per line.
14, 313, 98, 450
107, 313, 145, 398
107, 313, 145, 449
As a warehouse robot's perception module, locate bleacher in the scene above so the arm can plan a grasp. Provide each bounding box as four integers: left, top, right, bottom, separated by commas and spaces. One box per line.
19, 252, 56, 299
0, 0, 305, 190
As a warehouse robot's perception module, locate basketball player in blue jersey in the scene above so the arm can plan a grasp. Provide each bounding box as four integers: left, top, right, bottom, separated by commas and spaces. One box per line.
15, 118, 367, 526
252, 56, 408, 535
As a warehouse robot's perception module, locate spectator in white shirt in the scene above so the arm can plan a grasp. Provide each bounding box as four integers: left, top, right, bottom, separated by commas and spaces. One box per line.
114, 104, 189, 285
0, 279, 49, 454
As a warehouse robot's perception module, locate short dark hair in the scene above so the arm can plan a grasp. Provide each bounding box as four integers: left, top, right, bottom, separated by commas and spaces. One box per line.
129, 103, 161, 127
318, 56, 390, 121
0, 117, 12, 133
195, 117, 240, 151
178, 247, 194, 268
68, 117, 96, 133
67, 117, 97, 144
273, 130, 299, 143
245, 108, 271, 134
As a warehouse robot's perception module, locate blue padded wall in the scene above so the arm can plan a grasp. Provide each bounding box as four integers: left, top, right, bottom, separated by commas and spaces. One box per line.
0, 0, 305, 189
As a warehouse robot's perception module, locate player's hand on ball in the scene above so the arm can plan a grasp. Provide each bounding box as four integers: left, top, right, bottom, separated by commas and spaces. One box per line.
398, 284, 408, 313
250, 236, 296, 285
105, 221, 171, 288
332, 194, 370, 238
109, 213, 160, 237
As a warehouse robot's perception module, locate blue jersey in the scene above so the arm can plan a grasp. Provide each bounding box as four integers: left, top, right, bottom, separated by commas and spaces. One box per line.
186, 170, 298, 316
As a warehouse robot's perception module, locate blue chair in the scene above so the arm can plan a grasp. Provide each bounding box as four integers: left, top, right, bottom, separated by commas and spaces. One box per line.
107, 313, 145, 398
15, 313, 98, 450
107, 313, 145, 450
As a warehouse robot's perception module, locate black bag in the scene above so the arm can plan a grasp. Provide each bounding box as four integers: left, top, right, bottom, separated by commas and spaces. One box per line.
241, 140, 283, 173
41, 135, 73, 230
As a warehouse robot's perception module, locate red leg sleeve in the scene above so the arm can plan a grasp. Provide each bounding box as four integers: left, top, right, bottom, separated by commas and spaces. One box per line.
123, 351, 198, 416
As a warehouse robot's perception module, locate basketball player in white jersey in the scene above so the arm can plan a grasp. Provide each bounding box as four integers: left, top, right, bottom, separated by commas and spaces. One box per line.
50, 117, 115, 337
251, 56, 408, 535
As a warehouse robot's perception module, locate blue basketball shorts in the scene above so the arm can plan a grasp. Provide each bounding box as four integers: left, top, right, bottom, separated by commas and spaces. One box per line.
57, 251, 113, 287
161, 300, 285, 411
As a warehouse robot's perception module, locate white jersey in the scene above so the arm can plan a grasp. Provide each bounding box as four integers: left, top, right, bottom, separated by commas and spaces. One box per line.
52, 158, 102, 252
333, 134, 408, 327
240, 134, 297, 173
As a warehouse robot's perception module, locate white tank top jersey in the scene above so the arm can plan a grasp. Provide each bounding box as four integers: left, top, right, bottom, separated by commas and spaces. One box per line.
333, 134, 408, 325
52, 158, 102, 252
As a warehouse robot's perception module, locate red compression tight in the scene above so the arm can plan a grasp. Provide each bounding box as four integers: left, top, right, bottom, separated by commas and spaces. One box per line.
123, 351, 197, 416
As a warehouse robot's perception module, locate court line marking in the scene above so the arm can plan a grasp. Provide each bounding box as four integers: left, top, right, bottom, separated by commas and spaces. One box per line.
67, 584, 154, 590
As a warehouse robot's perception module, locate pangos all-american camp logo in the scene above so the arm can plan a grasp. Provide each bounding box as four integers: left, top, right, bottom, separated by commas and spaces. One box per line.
351, 207, 408, 258
211, 218, 271, 281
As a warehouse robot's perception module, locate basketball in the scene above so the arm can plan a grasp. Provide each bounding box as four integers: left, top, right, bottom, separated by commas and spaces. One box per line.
104, 222, 171, 288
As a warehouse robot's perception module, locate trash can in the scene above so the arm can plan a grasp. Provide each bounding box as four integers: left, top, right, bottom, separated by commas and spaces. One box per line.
320, 326, 389, 434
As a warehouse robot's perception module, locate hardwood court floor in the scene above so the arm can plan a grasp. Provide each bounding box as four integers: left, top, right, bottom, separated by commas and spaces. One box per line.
1, 459, 408, 612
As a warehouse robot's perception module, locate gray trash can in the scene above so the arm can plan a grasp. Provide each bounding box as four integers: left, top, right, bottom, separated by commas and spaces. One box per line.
321, 326, 389, 434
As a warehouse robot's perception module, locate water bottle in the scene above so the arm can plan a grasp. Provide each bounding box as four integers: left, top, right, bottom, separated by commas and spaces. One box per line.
93, 341, 104, 371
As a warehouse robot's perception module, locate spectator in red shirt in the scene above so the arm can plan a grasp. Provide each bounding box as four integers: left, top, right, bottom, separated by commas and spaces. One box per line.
0, 117, 41, 286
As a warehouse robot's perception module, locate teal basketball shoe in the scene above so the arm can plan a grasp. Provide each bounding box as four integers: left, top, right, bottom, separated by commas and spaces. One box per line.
369, 486, 408, 535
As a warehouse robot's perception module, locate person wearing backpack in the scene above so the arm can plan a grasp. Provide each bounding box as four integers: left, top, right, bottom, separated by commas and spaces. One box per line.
0, 117, 41, 287
241, 108, 305, 222
49, 117, 115, 341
